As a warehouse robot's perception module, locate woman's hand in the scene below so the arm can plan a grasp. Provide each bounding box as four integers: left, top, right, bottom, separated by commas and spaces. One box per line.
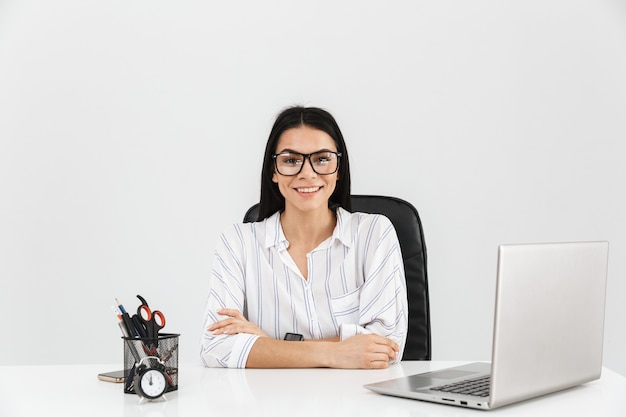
245, 333, 398, 369
330, 334, 399, 369
207, 308, 268, 337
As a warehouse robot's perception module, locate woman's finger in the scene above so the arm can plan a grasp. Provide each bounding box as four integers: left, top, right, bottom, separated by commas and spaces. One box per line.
217, 308, 244, 319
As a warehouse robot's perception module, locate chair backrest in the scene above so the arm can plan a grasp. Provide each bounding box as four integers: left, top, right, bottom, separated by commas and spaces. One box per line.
242, 195, 431, 360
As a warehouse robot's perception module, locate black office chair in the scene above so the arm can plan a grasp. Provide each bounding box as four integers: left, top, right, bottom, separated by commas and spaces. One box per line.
243, 195, 431, 360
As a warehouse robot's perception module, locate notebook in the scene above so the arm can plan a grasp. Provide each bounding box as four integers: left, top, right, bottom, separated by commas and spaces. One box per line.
364, 241, 609, 410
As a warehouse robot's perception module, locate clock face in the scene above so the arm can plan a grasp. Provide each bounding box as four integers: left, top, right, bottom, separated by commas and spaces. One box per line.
138, 369, 167, 399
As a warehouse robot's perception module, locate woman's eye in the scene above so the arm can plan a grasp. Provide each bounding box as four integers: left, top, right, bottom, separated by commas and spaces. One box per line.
283, 158, 302, 165
314, 154, 332, 164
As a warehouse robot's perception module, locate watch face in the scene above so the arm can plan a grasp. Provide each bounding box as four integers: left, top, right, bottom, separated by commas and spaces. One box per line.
138, 369, 167, 399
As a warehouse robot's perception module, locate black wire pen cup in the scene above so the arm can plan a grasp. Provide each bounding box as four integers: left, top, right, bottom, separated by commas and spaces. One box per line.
122, 333, 180, 395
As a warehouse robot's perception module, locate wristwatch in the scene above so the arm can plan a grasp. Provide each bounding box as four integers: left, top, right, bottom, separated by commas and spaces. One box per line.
283, 333, 304, 341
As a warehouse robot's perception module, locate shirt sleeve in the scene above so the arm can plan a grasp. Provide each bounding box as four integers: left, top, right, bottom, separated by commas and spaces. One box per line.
200, 225, 260, 368
338, 214, 409, 363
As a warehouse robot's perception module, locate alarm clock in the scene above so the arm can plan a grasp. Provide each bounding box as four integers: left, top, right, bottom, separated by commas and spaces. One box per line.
133, 357, 169, 400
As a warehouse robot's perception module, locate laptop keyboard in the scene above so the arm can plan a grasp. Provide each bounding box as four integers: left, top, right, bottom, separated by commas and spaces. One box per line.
431, 375, 491, 397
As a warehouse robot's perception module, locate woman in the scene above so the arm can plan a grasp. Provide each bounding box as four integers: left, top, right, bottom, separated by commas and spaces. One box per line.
201, 106, 408, 368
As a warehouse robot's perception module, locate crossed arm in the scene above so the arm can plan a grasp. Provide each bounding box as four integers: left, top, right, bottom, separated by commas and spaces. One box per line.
208, 308, 399, 369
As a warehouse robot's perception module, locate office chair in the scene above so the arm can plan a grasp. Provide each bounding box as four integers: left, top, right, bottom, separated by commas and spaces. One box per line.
243, 195, 431, 360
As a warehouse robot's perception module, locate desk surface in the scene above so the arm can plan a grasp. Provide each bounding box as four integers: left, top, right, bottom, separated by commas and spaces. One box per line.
1, 362, 625, 417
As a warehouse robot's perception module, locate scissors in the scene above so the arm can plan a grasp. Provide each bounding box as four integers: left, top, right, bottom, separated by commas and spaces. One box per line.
133, 294, 166, 347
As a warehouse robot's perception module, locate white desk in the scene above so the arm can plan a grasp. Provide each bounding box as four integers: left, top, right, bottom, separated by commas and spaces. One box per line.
1, 362, 625, 416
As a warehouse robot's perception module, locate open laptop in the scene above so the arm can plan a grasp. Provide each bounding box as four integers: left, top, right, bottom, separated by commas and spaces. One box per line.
365, 241, 609, 410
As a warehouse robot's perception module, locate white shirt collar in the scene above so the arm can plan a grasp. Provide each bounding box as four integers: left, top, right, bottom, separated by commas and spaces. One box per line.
264, 207, 354, 251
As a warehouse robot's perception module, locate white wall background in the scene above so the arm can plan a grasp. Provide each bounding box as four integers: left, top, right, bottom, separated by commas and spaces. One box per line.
1, 0, 625, 375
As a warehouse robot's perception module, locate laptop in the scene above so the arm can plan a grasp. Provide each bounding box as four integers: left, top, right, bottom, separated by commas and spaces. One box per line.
365, 241, 609, 410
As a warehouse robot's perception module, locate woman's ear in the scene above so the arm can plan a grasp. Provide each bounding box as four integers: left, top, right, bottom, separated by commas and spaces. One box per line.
272, 172, 278, 183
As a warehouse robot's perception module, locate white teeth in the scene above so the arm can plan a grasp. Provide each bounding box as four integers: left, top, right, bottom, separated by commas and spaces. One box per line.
296, 187, 321, 193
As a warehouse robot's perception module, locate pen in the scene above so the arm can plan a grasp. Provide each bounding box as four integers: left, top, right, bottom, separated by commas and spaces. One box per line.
116, 298, 140, 337
113, 303, 142, 363
112, 306, 131, 337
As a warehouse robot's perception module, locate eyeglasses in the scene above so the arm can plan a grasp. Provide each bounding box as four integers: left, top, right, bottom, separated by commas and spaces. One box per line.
273, 150, 342, 176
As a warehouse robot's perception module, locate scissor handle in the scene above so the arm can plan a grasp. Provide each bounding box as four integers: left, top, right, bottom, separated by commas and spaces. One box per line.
134, 295, 166, 341
152, 310, 166, 329
138, 304, 152, 322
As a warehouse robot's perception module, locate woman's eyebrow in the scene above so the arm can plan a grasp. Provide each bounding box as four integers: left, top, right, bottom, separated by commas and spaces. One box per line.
276, 148, 336, 154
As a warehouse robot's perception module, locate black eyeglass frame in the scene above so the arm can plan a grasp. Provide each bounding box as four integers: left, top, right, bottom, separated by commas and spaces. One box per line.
272, 150, 342, 176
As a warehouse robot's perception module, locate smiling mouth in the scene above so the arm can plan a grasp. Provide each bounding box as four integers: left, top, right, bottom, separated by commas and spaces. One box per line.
295, 186, 322, 193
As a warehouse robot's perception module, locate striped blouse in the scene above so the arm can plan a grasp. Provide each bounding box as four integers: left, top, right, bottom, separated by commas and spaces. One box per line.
200, 207, 408, 368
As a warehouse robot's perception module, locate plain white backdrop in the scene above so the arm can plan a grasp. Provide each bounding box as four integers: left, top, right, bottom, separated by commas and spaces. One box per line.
1, 0, 625, 375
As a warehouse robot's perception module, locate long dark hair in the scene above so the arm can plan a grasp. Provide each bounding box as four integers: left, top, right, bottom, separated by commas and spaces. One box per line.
256, 106, 352, 221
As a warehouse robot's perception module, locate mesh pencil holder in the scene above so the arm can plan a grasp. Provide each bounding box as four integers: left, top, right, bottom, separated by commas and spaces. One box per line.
123, 333, 180, 395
